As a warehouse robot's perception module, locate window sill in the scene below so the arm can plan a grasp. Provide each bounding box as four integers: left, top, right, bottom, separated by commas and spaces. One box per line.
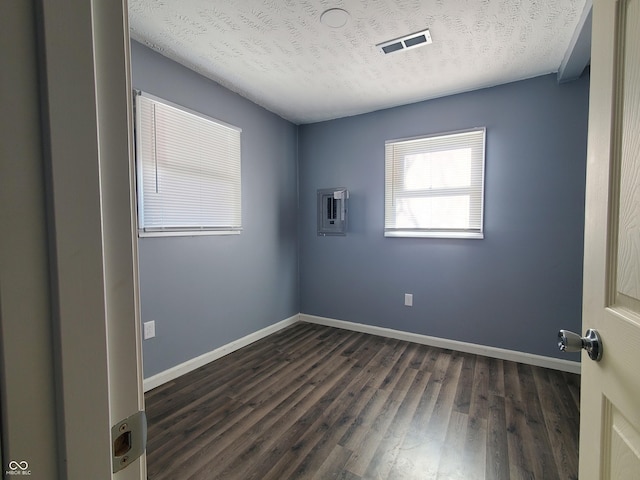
138, 229, 241, 238
384, 230, 484, 239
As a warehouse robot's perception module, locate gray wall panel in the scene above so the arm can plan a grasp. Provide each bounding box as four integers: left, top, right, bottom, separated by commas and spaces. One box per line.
131, 41, 299, 377
133, 39, 589, 375
298, 73, 589, 361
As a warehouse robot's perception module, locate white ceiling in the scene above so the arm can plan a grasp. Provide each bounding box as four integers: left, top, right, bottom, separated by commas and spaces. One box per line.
129, 0, 590, 125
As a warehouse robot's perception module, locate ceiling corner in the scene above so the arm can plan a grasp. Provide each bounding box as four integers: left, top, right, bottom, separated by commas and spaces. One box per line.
557, 0, 592, 83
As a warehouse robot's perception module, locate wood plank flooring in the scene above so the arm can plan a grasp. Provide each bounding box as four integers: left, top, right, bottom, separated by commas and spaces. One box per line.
145, 322, 580, 480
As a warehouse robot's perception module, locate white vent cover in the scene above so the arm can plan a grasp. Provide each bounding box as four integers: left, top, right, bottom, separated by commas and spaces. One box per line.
377, 29, 432, 54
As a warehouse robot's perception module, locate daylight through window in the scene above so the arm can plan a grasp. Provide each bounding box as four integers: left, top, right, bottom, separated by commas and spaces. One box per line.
384, 128, 485, 238
135, 92, 242, 236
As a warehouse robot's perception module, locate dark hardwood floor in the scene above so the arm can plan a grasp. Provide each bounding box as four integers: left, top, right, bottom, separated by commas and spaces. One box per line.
145, 322, 580, 479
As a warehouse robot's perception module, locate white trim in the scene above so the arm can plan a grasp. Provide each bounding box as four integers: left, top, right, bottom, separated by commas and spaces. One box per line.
384, 230, 484, 239
300, 314, 581, 375
145, 312, 580, 392
138, 229, 241, 238
143, 314, 300, 392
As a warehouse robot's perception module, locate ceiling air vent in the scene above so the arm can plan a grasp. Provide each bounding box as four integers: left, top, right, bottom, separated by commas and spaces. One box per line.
377, 29, 432, 55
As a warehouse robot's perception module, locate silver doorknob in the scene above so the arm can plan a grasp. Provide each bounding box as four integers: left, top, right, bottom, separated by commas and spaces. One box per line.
558, 329, 603, 361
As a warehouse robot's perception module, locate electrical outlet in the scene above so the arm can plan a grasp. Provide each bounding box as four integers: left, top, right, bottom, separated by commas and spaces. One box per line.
404, 293, 413, 307
143, 321, 156, 340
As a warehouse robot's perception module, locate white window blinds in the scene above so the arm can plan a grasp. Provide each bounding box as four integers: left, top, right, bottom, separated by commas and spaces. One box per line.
135, 92, 242, 236
385, 128, 485, 239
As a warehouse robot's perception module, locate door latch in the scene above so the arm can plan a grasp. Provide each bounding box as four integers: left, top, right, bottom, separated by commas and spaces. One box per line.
112, 410, 147, 473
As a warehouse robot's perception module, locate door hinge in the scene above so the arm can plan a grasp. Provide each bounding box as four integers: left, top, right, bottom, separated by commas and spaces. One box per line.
112, 410, 147, 473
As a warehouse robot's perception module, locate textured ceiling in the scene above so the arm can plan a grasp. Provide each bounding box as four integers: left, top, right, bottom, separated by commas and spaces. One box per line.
129, 0, 588, 124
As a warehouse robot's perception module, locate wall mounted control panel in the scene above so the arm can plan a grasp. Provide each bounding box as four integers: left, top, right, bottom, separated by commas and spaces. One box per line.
317, 188, 349, 236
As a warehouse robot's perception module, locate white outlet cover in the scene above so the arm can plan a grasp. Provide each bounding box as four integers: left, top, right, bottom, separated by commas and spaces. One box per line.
404, 294, 413, 307
144, 321, 155, 340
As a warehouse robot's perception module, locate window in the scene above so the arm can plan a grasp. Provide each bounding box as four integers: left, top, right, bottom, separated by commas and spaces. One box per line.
135, 92, 241, 236
384, 128, 485, 239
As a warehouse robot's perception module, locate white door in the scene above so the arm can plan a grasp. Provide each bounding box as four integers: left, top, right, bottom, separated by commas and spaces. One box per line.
1, 1, 145, 479
580, 0, 640, 477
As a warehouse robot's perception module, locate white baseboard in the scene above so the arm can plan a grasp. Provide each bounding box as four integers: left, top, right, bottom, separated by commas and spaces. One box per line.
300, 314, 581, 375
144, 312, 580, 392
143, 314, 300, 392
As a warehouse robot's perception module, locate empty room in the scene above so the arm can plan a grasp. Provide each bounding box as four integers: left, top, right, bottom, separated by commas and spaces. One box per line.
132, 0, 588, 478
3, 0, 640, 479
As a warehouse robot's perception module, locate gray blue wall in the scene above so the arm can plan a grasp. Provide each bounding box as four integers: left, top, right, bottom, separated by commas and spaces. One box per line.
131, 41, 299, 377
132, 40, 589, 376
299, 73, 589, 361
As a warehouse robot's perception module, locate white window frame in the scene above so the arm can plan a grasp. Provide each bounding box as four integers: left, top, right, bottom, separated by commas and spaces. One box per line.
134, 91, 242, 237
384, 127, 486, 239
